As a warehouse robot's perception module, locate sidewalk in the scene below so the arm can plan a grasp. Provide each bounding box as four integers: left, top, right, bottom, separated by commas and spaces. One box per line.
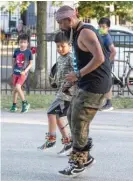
1, 110, 48, 125
1, 109, 133, 131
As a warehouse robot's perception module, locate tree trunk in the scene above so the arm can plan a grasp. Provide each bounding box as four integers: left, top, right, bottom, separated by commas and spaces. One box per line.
35, 1, 48, 89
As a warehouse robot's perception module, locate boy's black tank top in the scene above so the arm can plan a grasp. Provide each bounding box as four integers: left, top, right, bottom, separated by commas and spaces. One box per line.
73, 24, 112, 94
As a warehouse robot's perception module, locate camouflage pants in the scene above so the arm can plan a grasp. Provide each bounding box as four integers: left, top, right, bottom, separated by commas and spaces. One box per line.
67, 89, 106, 151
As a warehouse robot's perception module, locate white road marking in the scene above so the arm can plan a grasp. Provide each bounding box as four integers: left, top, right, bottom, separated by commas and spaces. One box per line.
99, 110, 133, 114
2, 120, 133, 132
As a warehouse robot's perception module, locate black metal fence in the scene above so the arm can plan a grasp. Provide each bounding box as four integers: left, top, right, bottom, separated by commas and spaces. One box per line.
1, 32, 133, 96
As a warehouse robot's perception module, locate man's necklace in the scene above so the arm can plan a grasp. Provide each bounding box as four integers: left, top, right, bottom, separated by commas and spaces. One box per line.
70, 21, 83, 45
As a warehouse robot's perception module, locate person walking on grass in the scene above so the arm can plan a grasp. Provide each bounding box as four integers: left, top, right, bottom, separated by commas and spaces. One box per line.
10, 33, 32, 113
98, 17, 116, 111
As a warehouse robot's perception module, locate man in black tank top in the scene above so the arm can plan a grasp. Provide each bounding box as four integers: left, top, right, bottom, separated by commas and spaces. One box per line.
55, 5, 112, 177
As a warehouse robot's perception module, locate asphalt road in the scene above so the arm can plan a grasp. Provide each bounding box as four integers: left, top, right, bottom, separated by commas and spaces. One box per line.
1, 110, 133, 181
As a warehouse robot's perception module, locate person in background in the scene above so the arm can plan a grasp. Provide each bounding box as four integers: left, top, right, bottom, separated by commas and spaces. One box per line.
98, 17, 116, 111
10, 33, 32, 113
17, 19, 24, 35
38, 31, 75, 156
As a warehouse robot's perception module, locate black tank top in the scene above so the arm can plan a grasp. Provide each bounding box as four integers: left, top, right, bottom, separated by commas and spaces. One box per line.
73, 24, 112, 94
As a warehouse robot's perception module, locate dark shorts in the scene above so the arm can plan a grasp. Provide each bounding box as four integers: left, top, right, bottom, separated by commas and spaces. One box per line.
47, 98, 70, 118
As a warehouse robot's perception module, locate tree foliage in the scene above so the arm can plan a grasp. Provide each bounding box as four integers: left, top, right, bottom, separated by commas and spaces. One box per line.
78, 1, 133, 22
7, 1, 31, 13
4, 1, 62, 13
52, 1, 63, 7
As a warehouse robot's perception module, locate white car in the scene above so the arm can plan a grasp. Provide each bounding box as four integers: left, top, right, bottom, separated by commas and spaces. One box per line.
85, 24, 133, 79
109, 25, 133, 78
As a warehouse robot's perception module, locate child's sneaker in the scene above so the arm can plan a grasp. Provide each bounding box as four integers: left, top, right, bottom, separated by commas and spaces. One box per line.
58, 137, 72, 156
10, 105, 17, 112
101, 100, 114, 111
37, 133, 56, 150
101, 103, 114, 111
21, 102, 30, 113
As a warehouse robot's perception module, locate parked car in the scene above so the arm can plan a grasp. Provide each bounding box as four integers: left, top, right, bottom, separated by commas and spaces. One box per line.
88, 24, 133, 78
109, 26, 133, 78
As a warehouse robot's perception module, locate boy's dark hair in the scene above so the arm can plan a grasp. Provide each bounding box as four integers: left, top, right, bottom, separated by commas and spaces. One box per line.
98, 17, 111, 27
54, 31, 69, 43
18, 33, 30, 43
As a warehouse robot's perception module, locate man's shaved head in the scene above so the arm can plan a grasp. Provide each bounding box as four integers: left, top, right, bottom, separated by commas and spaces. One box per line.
57, 5, 74, 12
55, 5, 76, 22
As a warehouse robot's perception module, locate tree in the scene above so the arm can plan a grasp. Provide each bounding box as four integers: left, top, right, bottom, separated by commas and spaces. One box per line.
78, 1, 111, 20
34, 1, 47, 89
8, 1, 30, 13
77, 1, 133, 23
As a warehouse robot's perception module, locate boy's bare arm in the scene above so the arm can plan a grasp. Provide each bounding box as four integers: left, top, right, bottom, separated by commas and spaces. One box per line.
24, 60, 32, 74
109, 44, 116, 61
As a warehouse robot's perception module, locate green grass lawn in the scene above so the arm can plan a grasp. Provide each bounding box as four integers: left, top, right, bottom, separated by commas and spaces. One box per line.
1, 94, 133, 110
1, 94, 55, 110
112, 97, 133, 109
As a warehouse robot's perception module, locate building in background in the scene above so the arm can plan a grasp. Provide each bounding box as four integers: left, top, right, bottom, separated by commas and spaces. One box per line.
1, 1, 132, 34
0, 2, 20, 33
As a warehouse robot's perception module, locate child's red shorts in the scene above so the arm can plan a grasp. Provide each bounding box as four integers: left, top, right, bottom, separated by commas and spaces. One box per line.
13, 74, 26, 86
